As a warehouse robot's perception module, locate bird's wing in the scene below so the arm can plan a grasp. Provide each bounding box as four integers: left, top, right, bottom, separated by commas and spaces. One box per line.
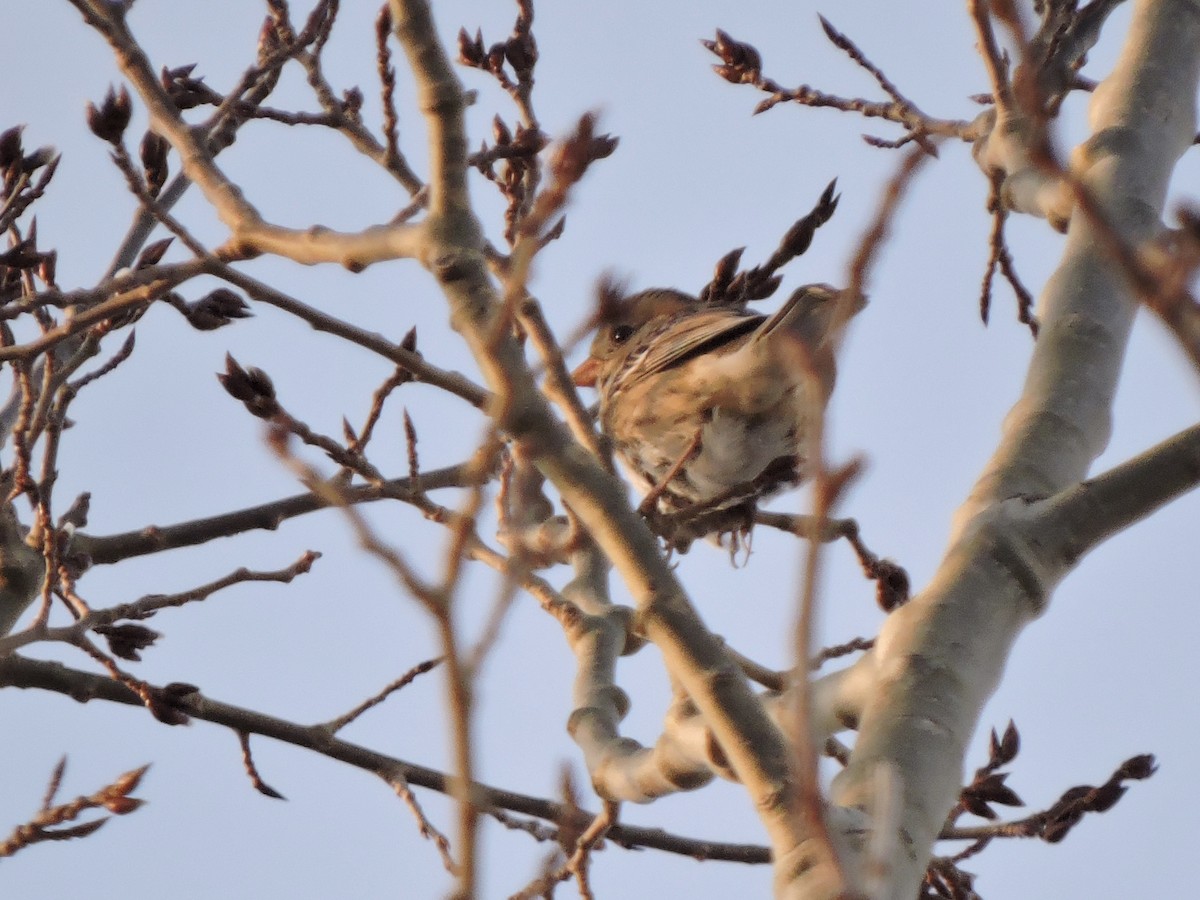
751, 283, 862, 347
752, 284, 832, 344
635, 310, 764, 378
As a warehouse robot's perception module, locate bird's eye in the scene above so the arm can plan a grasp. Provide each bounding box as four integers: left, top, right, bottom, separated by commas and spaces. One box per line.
610, 324, 635, 345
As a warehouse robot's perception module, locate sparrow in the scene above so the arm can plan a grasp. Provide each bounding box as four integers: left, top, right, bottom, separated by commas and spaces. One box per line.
572, 283, 848, 549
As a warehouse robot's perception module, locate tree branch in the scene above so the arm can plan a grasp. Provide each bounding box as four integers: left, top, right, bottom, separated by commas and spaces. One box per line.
387, 0, 817, 889
74, 464, 470, 566
1027, 421, 1200, 571
69, 0, 429, 270
0, 653, 771, 864
206, 262, 490, 409
829, 2, 1200, 895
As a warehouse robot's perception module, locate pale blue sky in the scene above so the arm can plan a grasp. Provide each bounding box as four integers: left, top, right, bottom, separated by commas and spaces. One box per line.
3, 2, 1197, 898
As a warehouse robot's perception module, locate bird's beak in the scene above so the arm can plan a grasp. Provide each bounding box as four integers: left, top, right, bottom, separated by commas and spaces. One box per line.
571, 357, 600, 388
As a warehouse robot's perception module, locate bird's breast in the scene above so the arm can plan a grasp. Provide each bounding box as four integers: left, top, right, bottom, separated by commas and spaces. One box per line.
601, 366, 804, 508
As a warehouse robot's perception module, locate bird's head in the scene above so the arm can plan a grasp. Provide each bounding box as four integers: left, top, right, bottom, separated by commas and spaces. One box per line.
571, 285, 696, 388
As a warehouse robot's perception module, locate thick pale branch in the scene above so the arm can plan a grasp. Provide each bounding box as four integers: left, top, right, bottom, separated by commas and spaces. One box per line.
559, 547, 724, 803
829, 1, 1200, 896
226, 221, 428, 268
958, 0, 1200, 532
1027, 421, 1200, 570
389, 0, 471, 220
69, 2, 258, 223
69, 0, 431, 270
386, 0, 814, 882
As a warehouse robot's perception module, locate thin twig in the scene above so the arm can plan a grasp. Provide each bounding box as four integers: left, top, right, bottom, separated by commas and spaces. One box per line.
237, 731, 286, 799
385, 771, 458, 873
322, 657, 442, 734
0, 759, 149, 858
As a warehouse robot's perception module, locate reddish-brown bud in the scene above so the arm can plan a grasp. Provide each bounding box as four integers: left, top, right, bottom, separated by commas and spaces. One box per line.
160, 63, 217, 110
342, 87, 363, 115
85, 86, 132, 145
486, 42, 507, 72
457, 28, 485, 67
0, 125, 23, 169
505, 33, 538, 74
135, 237, 174, 269
218, 354, 279, 418
400, 325, 418, 352
38, 249, 57, 287
493, 115, 512, 146
95, 623, 161, 662
140, 131, 169, 197
178, 288, 252, 330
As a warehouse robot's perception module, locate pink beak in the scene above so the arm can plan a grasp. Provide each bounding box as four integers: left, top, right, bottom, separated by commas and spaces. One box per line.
571, 357, 601, 388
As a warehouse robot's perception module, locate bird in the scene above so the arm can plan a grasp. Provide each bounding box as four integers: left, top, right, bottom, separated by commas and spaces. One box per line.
572, 283, 850, 550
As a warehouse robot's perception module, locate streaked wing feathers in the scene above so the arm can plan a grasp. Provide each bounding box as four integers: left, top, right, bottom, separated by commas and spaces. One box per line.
635, 310, 764, 378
